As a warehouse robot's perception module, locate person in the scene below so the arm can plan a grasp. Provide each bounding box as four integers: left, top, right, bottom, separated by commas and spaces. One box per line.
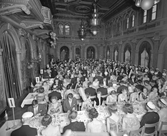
63, 93, 77, 113
86, 108, 106, 133
157, 98, 167, 130
107, 103, 120, 132
11, 112, 37, 136
48, 95, 62, 114
27, 100, 47, 116
118, 89, 128, 103
41, 114, 61, 136
122, 103, 140, 133
63, 110, 85, 134
106, 92, 117, 105
140, 101, 160, 134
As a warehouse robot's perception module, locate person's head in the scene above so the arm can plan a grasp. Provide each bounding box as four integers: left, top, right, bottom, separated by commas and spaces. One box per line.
88, 108, 98, 120
142, 87, 148, 94
32, 100, 38, 108
146, 101, 156, 111
108, 103, 117, 115
122, 103, 134, 114
22, 112, 33, 124
158, 99, 167, 108
68, 110, 78, 122
38, 87, 44, 93
50, 95, 58, 104
152, 87, 158, 93
108, 82, 113, 87
41, 114, 52, 127
67, 93, 73, 100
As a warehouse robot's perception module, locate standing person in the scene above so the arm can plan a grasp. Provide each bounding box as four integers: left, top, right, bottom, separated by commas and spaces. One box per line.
11, 112, 37, 136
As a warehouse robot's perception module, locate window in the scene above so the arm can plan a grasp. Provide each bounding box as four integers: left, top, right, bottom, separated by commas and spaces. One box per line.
132, 15, 135, 27
143, 10, 147, 23
127, 18, 129, 29
151, 4, 157, 20
65, 24, 70, 35
58, 24, 64, 35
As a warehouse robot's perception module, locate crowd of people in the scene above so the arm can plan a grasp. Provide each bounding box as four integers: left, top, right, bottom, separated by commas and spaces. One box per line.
11, 59, 167, 136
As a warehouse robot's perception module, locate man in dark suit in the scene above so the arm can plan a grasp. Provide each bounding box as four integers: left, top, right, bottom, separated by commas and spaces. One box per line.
11, 112, 37, 136
140, 101, 160, 134
27, 100, 47, 116
63, 110, 85, 134
97, 83, 108, 105
63, 93, 77, 113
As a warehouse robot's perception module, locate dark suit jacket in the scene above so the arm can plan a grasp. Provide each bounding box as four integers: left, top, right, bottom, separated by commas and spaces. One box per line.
11, 125, 37, 136
85, 87, 96, 96
63, 98, 77, 112
97, 87, 108, 96
140, 112, 159, 134
63, 121, 85, 134
27, 103, 47, 116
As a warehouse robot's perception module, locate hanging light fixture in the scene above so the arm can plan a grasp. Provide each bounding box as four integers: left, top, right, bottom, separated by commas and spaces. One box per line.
78, 20, 86, 40
134, 0, 161, 10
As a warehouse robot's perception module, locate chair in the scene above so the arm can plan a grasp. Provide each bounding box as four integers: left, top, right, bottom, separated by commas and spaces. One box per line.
141, 122, 159, 136
159, 121, 167, 136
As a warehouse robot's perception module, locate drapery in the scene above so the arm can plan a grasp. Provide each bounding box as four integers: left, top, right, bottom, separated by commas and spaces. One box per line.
0, 31, 21, 99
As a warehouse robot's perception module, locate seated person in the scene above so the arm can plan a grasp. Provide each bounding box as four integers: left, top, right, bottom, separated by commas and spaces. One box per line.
106, 92, 117, 105
118, 89, 128, 103
63, 110, 85, 134
138, 87, 148, 102
48, 89, 62, 101
122, 103, 140, 133
28, 100, 47, 116
36, 87, 47, 104
147, 87, 159, 101
63, 93, 77, 113
81, 93, 93, 110
41, 114, 61, 136
129, 91, 139, 103
140, 101, 160, 134
48, 96, 62, 115
86, 108, 106, 133
107, 103, 120, 132
157, 98, 167, 130
11, 112, 37, 136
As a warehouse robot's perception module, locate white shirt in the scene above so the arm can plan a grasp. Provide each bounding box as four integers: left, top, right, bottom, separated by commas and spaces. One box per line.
33, 105, 38, 115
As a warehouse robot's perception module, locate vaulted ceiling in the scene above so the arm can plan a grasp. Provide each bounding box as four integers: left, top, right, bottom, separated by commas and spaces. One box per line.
40, 0, 136, 21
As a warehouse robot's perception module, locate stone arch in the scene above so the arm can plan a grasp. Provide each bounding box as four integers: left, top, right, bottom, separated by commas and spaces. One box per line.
157, 37, 167, 70
57, 43, 72, 60
121, 42, 132, 63
84, 44, 98, 59
0, 23, 22, 90
135, 38, 153, 67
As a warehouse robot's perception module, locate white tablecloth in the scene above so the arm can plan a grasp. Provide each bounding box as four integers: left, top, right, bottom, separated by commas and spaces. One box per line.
21, 93, 37, 108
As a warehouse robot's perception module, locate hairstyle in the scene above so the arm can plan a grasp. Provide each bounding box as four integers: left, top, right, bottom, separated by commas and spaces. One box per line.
68, 110, 78, 121
38, 87, 45, 93
67, 93, 73, 99
122, 103, 133, 114
108, 82, 113, 87
88, 108, 98, 120
108, 103, 117, 115
66, 84, 72, 90
50, 95, 58, 102
41, 114, 52, 127
32, 100, 38, 106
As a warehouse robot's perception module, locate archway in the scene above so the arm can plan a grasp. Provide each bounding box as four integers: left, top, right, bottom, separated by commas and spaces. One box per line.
124, 44, 131, 63
87, 46, 95, 59
60, 46, 69, 61
106, 46, 110, 60
75, 47, 81, 60
138, 41, 151, 67
113, 46, 119, 62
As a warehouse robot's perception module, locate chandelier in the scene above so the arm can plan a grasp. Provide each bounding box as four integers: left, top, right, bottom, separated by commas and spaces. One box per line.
78, 0, 100, 40
134, 0, 160, 10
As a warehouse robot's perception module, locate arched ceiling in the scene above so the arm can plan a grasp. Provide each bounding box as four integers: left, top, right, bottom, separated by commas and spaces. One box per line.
40, 0, 136, 21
